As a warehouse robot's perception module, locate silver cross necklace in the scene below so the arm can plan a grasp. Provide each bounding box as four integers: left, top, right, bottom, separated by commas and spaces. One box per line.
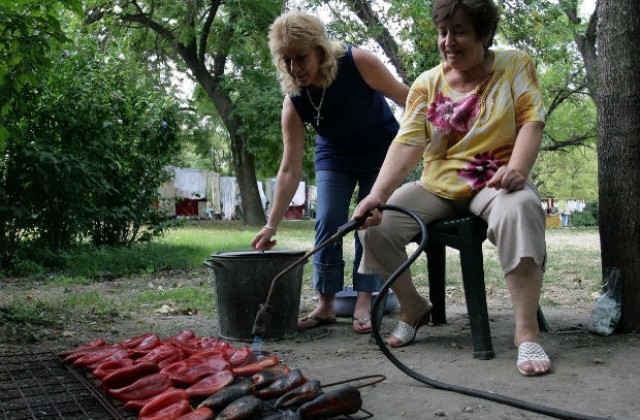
305, 87, 326, 126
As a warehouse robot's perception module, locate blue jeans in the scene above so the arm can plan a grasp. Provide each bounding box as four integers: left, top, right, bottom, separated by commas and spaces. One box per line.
313, 170, 383, 294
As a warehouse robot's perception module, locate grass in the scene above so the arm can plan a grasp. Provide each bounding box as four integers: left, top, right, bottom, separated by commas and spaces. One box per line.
0, 220, 602, 342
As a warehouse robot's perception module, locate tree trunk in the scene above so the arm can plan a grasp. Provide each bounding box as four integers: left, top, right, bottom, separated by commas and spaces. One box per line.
190, 63, 266, 226
596, 0, 640, 331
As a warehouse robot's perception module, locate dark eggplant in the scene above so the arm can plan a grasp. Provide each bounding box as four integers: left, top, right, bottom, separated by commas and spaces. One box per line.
257, 368, 306, 399
296, 385, 362, 420
250, 365, 291, 389
274, 379, 322, 409
261, 410, 301, 420
214, 395, 262, 420
197, 379, 255, 411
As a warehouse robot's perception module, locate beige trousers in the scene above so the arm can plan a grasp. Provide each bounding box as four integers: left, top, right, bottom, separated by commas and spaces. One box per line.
358, 181, 546, 279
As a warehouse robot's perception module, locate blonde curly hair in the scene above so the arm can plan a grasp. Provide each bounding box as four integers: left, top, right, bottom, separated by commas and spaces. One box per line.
268, 12, 346, 96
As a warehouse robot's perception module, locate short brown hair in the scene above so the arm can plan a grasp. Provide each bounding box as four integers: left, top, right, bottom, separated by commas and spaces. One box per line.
432, 0, 500, 48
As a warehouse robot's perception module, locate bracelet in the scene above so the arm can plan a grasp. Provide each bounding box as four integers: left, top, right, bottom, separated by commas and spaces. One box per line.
263, 225, 277, 235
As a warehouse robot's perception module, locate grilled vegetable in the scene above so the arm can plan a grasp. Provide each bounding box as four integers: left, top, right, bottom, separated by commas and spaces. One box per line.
186, 370, 235, 398
126, 333, 161, 358
228, 346, 255, 368
197, 379, 255, 411
176, 407, 215, 420
92, 358, 134, 380
274, 379, 322, 409
232, 355, 280, 376
160, 356, 230, 385
257, 368, 306, 399
261, 411, 301, 420
296, 385, 362, 420
70, 344, 124, 367
250, 365, 291, 389
58, 338, 106, 358
108, 373, 172, 402
100, 360, 159, 390
138, 388, 191, 420
122, 387, 180, 413
215, 395, 262, 420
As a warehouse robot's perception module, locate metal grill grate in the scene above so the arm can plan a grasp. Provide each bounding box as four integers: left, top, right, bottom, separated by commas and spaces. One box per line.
0, 350, 134, 420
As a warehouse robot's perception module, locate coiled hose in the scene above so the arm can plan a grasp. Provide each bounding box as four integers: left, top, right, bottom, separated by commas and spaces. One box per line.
370, 204, 607, 420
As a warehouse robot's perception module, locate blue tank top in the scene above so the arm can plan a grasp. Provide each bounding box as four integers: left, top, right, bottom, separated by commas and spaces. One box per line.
290, 46, 399, 173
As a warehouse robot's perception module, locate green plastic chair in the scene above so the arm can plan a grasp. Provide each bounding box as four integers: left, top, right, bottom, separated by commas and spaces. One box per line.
424, 215, 549, 360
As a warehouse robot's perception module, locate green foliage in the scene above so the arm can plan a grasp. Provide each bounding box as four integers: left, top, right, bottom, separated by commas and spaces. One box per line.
571, 202, 599, 227
0, 0, 82, 148
0, 35, 181, 256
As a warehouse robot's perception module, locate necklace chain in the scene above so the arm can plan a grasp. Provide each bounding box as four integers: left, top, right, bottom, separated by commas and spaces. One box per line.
305, 87, 326, 126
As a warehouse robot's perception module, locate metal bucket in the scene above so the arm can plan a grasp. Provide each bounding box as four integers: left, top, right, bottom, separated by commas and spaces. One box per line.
204, 250, 307, 342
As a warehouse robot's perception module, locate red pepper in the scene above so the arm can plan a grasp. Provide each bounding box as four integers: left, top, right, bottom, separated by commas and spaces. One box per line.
158, 351, 186, 370
58, 338, 106, 358
185, 370, 234, 398
108, 373, 172, 402
160, 356, 230, 385
127, 333, 161, 358
120, 331, 154, 349
175, 406, 214, 420
122, 387, 179, 413
138, 388, 191, 420
71, 344, 125, 367
172, 337, 222, 356
135, 343, 180, 365
100, 360, 159, 390
166, 329, 196, 345
232, 355, 280, 376
228, 346, 256, 368
92, 358, 134, 380
86, 348, 130, 371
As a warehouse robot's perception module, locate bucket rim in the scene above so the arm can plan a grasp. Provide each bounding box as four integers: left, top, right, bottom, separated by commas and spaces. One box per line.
208, 250, 307, 259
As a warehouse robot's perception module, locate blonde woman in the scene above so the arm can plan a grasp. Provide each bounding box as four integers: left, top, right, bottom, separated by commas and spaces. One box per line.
251, 12, 409, 334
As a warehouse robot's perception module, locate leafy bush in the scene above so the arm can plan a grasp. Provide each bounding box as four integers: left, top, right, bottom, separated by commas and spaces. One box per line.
571, 201, 599, 227
1, 40, 181, 255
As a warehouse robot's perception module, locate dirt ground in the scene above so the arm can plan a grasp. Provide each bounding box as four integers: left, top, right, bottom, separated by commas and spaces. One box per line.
1, 231, 639, 420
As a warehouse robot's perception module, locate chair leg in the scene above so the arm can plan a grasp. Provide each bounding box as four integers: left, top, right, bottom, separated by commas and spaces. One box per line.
426, 243, 447, 325
459, 244, 495, 360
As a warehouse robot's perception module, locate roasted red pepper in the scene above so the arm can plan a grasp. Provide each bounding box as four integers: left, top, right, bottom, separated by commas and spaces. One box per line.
92, 358, 134, 380
166, 329, 196, 345
58, 338, 106, 358
120, 332, 154, 349
108, 373, 172, 402
138, 388, 191, 420
232, 355, 280, 376
172, 337, 223, 356
134, 343, 178, 364
100, 360, 159, 390
228, 346, 255, 368
175, 406, 214, 420
127, 333, 161, 358
71, 344, 125, 367
157, 351, 186, 370
185, 369, 234, 398
160, 356, 230, 385
122, 387, 179, 413
86, 348, 130, 371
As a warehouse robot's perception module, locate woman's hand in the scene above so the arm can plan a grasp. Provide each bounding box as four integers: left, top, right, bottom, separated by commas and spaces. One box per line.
251, 228, 277, 251
486, 165, 527, 192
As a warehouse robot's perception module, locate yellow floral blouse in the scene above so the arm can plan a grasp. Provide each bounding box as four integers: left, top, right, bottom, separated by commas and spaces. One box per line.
395, 49, 545, 199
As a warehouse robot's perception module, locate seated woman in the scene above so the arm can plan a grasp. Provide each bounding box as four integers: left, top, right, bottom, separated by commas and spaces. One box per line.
353, 0, 551, 377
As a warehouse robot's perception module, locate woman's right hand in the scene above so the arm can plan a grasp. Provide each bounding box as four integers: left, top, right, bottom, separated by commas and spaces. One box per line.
251, 228, 277, 251
353, 194, 384, 229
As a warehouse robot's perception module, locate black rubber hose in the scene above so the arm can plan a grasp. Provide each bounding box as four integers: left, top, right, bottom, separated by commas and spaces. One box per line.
370, 204, 607, 420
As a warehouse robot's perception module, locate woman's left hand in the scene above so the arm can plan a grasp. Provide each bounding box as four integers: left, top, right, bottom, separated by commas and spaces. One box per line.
486, 165, 527, 192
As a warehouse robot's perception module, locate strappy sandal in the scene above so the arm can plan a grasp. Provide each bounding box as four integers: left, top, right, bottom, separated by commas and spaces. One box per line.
516, 341, 551, 376
386, 303, 432, 348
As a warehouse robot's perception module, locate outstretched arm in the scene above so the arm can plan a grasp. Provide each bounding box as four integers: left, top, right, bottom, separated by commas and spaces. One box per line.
352, 47, 409, 107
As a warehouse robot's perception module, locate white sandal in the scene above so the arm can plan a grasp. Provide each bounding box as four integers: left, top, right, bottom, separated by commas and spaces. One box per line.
517, 341, 551, 376
386, 306, 432, 348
